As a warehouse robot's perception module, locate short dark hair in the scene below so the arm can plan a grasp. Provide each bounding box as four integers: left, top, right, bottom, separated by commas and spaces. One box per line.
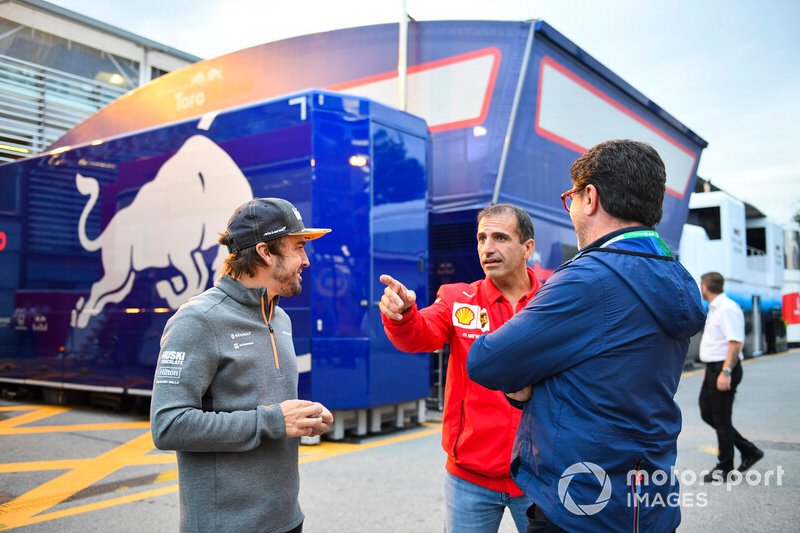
570, 139, 666, 226
477, 203, 535, 242
701, 272, 725, 294
217, 234, 283, 279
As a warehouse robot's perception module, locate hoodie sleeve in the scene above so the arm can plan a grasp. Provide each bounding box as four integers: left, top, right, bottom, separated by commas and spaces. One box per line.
150, 310, 284, 452
467, 262, 606, 392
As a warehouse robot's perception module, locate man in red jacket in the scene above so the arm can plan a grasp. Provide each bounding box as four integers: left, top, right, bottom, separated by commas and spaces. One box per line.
379, 203, 539, 532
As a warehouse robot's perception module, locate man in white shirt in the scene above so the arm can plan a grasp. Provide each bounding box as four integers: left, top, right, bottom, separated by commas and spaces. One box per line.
698, 272, 764, 482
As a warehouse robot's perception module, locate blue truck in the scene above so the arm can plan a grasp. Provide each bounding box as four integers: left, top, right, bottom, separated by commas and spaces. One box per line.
0, 20, 707, 434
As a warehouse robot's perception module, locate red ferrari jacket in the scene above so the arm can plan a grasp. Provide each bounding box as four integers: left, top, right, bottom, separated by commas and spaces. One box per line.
382, 268, 539, 495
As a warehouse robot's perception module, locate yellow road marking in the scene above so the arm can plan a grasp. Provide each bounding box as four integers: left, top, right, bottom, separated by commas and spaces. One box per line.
0, 406, 67, 430
0, 405, 53, 412
153, 469, 179, 484
0, 452, 175, 474
0, 405, 150, 435
300, 425, 441, 464
0, 404, 441, 529
0, 431, 157, 529
682, 354, 777, 379
0, 427, 444, 528
699, 444, 719, 456
132, 454, 177, 465
5, 348, 795, 528
684, 357, 786, 460
0, 422, 150, 435
0, 459, 87, 473
3, 348, 796, 528
2, 485, 179, 528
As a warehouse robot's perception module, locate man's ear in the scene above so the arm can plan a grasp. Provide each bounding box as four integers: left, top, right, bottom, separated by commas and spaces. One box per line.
523, 239, 535, 260
583, 184, 600, 216
256, 242, 274, 266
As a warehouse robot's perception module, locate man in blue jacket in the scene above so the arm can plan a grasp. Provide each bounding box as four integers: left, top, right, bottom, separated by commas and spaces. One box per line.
467, 139, 706, 533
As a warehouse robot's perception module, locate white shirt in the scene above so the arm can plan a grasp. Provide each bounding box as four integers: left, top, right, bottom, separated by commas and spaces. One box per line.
699, 292, 744, 363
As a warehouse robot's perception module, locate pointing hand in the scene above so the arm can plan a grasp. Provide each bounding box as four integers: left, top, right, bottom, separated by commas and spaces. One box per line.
378, 274, 417, 321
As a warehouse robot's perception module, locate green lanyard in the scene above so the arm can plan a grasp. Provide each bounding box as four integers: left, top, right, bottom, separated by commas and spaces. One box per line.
600, 230, 658, 247
600, 229, 672, 256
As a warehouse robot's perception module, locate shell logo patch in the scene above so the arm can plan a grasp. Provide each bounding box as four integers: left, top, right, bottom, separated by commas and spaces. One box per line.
452, 303, 481, 329
455, 306, 475, 326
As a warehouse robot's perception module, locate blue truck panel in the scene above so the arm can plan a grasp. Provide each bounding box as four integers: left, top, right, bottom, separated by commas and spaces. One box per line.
0, 90, 430, 408
0, 20, 707, 407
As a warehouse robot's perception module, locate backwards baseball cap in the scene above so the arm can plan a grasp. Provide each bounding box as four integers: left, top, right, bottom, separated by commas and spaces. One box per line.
223, 198, 331, 253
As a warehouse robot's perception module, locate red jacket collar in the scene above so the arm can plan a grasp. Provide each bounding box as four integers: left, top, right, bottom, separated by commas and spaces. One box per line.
482, 266, 540, 307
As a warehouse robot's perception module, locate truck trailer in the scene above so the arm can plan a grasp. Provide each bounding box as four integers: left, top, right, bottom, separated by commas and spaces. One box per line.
783, 224, 800, 345
0, 20, 707, 437
680, 181, 787, 358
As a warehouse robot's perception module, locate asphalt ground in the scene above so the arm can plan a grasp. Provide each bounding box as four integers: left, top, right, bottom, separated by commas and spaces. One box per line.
0, 348, 798, 532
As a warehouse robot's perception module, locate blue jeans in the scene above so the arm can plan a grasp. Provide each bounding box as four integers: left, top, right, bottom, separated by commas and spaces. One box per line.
445, 471, 530, 533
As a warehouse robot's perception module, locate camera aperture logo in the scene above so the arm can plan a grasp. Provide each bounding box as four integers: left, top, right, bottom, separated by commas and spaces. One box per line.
558, 462, 612, 516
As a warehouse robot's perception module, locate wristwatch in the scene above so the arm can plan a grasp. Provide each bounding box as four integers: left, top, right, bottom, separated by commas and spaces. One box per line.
722, 367, 732, 376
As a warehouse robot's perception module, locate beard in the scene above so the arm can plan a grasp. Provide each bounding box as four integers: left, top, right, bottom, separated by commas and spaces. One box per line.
273, 255, 303, 296
572, 217, 588, 250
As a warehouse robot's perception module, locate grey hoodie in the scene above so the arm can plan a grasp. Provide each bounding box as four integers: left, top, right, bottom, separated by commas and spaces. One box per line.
151, 275, 303, 533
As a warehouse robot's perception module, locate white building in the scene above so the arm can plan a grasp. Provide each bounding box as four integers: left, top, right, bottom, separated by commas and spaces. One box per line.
0, 0, 199, 162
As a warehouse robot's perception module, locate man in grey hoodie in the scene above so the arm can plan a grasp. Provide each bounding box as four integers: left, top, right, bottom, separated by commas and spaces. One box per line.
151, 197, 334, 533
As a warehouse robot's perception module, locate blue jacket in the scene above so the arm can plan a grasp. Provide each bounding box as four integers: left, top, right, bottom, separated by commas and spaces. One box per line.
467, 228, 705, 533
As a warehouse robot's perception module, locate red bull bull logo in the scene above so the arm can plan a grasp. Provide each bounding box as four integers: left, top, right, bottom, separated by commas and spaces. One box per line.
71, 134, 253, 329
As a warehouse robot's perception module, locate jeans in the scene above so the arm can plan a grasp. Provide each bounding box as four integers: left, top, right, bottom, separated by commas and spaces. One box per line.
445, 471, 530, 533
